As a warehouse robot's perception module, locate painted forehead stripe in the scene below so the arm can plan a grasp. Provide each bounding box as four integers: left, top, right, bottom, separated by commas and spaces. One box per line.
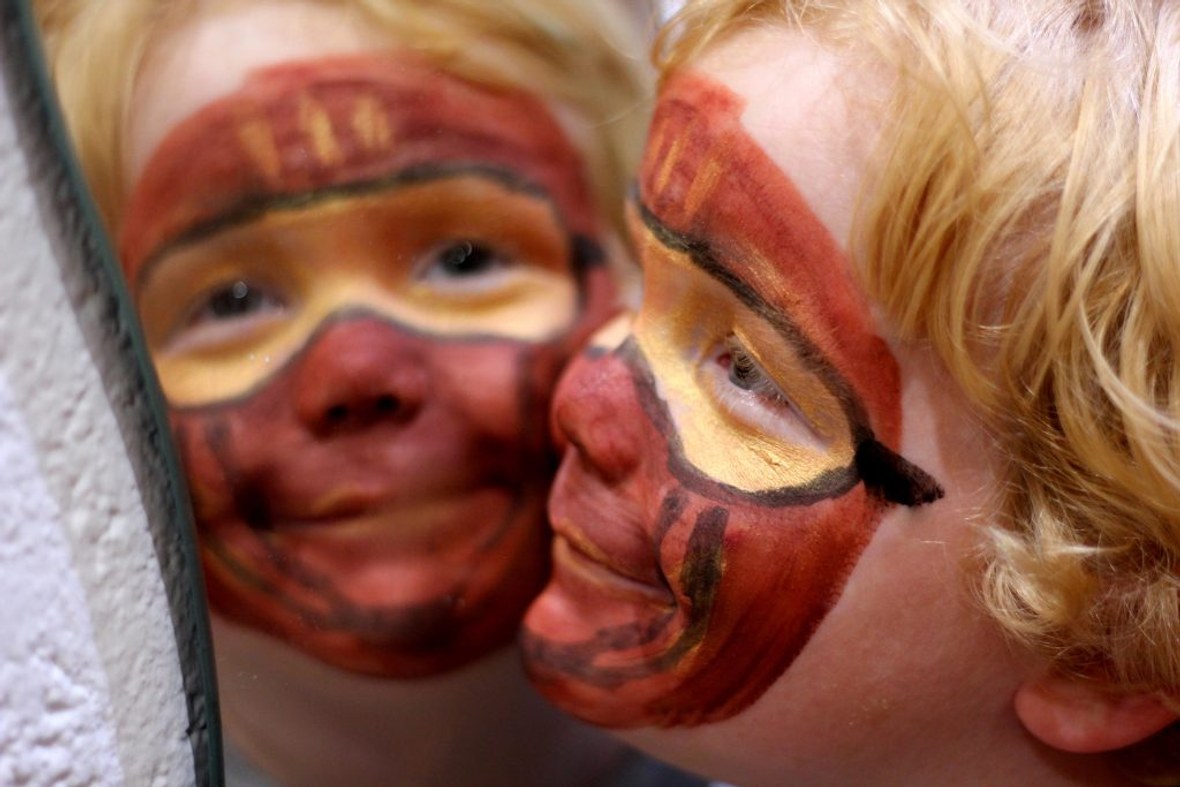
119, 53, 599, 279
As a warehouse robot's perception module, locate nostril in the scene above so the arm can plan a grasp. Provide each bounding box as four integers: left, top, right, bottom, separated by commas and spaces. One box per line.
293, 318, 429, 436
374, 394, 399, 414
324, 404, 349, 425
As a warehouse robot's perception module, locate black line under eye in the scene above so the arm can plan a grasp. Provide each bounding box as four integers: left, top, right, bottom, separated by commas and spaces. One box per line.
435, 241, 502, 277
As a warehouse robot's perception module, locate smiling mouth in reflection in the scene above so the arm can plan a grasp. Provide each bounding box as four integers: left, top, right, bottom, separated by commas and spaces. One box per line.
255, 490, 517, 545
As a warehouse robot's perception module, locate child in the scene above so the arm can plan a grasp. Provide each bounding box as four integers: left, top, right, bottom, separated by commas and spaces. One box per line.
522, 1, 1180, 784
37, 0, 671, 783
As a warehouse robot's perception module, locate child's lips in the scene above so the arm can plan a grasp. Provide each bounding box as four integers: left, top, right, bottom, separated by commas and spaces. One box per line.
259, 484, 519, 548
547, 458, 672, 600
549, 528, 672, 607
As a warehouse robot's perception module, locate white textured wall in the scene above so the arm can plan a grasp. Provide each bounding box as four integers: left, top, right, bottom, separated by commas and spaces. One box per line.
0, 37, 198, 787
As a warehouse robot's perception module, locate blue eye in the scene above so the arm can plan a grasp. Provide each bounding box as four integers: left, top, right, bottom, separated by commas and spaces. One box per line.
726, 345, 763, 391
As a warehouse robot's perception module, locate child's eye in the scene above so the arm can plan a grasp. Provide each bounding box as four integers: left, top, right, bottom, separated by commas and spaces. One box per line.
417, 240, 509, 283
717, 337, 793, 409
168, 279, 289, 352
705, 335, 825, 449
192, 280, 286, 322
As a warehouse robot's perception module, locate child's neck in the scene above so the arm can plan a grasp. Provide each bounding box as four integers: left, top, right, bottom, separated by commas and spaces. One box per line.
212, 617, 627, 787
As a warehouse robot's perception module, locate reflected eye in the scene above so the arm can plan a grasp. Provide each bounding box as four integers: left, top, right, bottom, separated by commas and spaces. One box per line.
195, 280, 283, 320
166, 279, 289, 353
419, 240, 508, 282
188, 280, 286, 324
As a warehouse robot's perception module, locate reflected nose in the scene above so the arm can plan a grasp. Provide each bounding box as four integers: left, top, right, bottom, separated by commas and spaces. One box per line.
294, 317, 427, 436
551, 328, 641, 484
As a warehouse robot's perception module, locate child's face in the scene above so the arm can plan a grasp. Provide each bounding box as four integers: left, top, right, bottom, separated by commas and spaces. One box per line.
522, 26, 1025, 784
120, 1, 615, 677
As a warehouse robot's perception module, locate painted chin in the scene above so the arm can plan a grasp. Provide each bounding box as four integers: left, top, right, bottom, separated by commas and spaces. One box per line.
521, 461, 696, 726
204, 482, 550, 677
522, 546, 693, 728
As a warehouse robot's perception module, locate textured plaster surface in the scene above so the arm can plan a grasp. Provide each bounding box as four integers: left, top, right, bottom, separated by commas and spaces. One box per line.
0, 54, 196, 786
0, 375, 124, 787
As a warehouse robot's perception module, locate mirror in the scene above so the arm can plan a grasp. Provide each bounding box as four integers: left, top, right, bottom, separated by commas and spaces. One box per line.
0, 2, 219, 783
23, 1, 703, 785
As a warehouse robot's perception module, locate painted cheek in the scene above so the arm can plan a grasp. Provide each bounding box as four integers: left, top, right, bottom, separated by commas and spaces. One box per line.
657, 485, 882, 725
165, 317, 558, 677
528, 341, 891, 728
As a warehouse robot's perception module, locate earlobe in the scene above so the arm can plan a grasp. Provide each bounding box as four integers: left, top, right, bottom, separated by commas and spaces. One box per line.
1015, 675, 1178, 753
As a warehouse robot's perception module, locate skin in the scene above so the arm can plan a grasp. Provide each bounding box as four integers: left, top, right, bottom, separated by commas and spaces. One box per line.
522, 25, 1132, 786
523, 67, 942, 728
122, 3, 616, 678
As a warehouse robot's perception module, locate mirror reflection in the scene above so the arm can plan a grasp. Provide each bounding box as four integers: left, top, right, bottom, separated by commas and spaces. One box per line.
34, 0, 684, 784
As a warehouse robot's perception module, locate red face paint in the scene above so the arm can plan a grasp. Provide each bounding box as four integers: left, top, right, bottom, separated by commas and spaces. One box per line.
522, 72, 941, 726
120, 54, 600, 281
122, 54, 617, 677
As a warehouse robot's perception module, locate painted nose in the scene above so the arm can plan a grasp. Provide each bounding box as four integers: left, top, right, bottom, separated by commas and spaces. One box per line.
551, 319, 641, 483
294, 317, 427, 436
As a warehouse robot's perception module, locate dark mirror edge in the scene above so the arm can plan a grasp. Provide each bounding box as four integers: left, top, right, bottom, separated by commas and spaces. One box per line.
0, 2, 223, 784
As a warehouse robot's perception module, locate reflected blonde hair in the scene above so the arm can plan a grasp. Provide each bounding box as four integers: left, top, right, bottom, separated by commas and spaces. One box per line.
34, 0, 651, 238
660, 0, 1180, 767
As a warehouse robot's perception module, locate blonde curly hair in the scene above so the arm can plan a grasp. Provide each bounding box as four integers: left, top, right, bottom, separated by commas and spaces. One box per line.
659, 0, 1180, 776
34, 0, 652, 239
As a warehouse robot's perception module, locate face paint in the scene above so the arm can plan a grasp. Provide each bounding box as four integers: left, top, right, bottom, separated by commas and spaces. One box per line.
122, 54, 617, 676
121, 54, 599, 277
138, 173, 582, 406
522, 72, 942, 726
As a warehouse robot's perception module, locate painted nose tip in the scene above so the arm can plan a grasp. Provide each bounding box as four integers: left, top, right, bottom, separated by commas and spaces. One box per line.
294, 317, 427, 436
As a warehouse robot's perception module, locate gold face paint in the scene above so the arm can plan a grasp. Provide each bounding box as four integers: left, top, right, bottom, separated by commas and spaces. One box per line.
522, 71, 942, 727
138, 173, 577, 406
634, 220, 855, 492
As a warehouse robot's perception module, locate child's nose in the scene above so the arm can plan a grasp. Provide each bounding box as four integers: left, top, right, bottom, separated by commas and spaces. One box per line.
551, 322, 642, 484
294, 317, 427, 436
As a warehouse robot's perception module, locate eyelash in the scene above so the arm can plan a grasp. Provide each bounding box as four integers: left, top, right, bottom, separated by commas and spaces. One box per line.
709, 336, 813, 436
722, 339, 791, 403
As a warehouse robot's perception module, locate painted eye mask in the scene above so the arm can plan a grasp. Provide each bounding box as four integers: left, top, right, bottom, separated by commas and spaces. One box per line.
522, 71, 942, 727
170, 311, 575, 677
119, 54, 617, 676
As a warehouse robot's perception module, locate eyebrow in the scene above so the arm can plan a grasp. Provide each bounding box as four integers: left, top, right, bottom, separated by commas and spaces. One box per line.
118, 53, 600, 281
633, 193, 945, 508
135, 164, 557, 292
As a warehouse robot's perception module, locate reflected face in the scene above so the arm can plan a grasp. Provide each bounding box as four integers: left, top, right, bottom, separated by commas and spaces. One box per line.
522, 67, 941, 725
121, 42, 615, 676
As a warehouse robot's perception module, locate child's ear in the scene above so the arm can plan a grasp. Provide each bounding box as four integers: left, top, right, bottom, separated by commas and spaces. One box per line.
1015, 675, 1178, 753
